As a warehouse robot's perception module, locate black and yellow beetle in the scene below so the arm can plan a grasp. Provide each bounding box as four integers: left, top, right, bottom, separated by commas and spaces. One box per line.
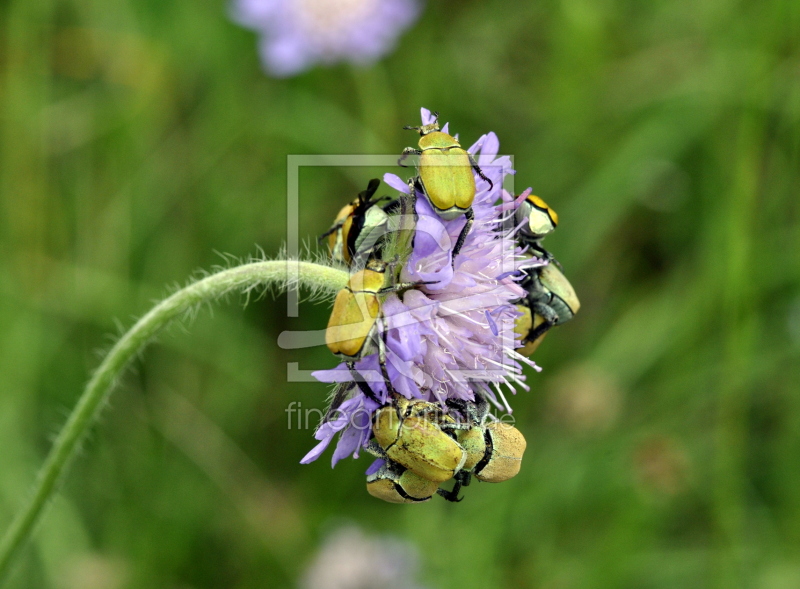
320, 178, 393, 267
516, 262, 581, 350
366, 459, 440, 504
515, 192, 558, 244
512, 191, 559, 261
400, 112, 493, 267
369, 396, 467, 484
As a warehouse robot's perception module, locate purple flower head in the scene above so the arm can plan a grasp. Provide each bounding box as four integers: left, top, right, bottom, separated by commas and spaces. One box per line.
301, 525, 428, 589
304, 108, 546, 466
231, 0, 422, 77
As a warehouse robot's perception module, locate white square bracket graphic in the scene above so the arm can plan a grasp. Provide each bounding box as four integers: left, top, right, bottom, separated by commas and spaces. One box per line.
284, 154, 516, 383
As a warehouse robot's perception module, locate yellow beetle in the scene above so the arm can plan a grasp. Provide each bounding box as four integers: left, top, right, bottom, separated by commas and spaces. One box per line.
370, 396, 467, 484
507, 191, 559, 262
325, 259, 387, 359
325, 259, 433, 360
437, 395, 528, 500
366, 459, 440, 504
516, 193, 558, 242
325, 260, 432, 402
325, 259, 391, 402
472, 421, 527, 483
400, 112, 493, 266
521, 263, 581, 344
321, 178, 392, 267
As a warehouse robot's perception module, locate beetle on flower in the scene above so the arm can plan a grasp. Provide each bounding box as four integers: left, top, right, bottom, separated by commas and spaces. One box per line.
303, 109, 546, 472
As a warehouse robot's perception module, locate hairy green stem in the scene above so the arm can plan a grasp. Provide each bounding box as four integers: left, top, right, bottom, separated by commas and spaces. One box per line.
0, 260, 348, 581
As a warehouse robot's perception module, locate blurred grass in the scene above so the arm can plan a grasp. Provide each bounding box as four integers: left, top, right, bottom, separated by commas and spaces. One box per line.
1, 0, 799, 588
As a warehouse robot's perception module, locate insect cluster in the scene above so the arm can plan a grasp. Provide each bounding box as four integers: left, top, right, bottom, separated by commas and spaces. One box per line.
316, 112, 580, 503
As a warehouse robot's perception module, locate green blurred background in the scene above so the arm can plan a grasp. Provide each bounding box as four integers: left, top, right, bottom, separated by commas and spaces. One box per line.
1, 0, 799, 587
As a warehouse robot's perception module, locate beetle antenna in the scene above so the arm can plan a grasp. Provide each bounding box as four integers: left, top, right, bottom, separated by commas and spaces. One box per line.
318, 220, 344, 241
347, 362, 381, 404
359, 178, 380, 200
377, 317, 397, 396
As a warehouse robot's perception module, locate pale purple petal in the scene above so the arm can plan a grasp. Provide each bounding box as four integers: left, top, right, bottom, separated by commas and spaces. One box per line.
401, 195, 454, 289
312, 364, 354, 383
365, 459, 385, 475
300, 438, 334, 464
383, 172, 410, 194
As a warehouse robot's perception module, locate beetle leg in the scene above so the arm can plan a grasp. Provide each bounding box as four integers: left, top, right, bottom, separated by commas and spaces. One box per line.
398, 147, 421, 167
406, 177, 420, 199
472, 393, 490, 423
530, 300, 557, 323
436, 484, 462, 502
525, 277, 550, 302
527, 303, 557, 341
391, 187, 418, 257
440, 399, 472, 428
439, 421, 472, 432
365, 438, 388, 459
439, 414, 473, 431
377, 317, 397, 396
437, 470, 471, 502
442, 398, 468, 425
378, 280, 437, 297
468, 153, 494, 190
445, 398, 467, 410
436, 488, 462, 502
323, 382, 357, 423
520, 240, 555, 264
318, 219, 345, 241
347, 361, 381, 404
527, 320, 555, 342
451, 208, 474, 268
442, 397, 488, 430
403, 181, 419, 218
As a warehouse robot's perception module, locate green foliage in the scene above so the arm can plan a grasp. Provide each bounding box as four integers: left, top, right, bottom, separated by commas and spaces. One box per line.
0, 0, 798, 588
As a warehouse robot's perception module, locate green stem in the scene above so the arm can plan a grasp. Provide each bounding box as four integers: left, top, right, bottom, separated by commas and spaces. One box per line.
0, 260, 348, 581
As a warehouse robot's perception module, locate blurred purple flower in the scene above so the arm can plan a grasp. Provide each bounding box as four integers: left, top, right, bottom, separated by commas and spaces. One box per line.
300, 525, 428, 589
302, 108, 545, 466
231, 0, 422, 77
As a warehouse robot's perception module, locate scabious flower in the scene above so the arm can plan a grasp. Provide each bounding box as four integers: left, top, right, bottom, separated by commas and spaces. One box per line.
300, 525, 428, 589
231, 0, 422, 77
302, 109, 546, 466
